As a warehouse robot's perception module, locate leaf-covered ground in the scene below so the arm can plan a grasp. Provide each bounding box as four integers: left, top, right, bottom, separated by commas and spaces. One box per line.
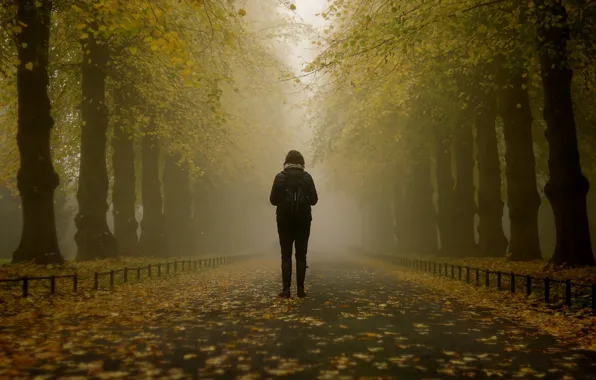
1, 256, 596, 379
366, 257, 596, 353
0, 257, 215, 303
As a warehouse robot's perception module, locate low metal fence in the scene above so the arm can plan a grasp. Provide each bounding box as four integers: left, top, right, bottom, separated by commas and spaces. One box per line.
0, 254, 256, 297
374, 255, 596, 311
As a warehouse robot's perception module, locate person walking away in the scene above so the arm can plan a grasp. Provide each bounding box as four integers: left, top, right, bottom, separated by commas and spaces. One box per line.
269, 150, 318, 298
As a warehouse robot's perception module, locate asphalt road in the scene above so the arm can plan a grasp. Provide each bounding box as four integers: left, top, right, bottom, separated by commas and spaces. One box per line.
1, 256, 595, 379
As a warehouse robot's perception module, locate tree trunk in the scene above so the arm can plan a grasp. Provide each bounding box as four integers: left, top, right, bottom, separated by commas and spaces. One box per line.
432, 111, 457, 256
111, 84, 138, 256
475, 82, 508, 257
74, 29, 117, 260
536, 0, 594, 266
139, 130, 166, 257
398, 105, 438, 255
193, 179, 208, 254
497, 68, 542, 261
401, 154, 438, 255
392, 179, 406, 254
12, 0, 64, 264
452, 104, 478, 255
163, 154, 193, 258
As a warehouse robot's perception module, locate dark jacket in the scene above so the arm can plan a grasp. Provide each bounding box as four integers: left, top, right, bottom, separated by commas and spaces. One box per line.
270, 167, 318, 223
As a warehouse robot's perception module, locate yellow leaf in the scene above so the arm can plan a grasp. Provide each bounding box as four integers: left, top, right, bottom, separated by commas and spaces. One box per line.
238, 8, 246, 17
25, 62, 33, 71
80, 32, 89, 39
12, 25, 22, 33
76, 23, 86, 30
290, 4, 296, 10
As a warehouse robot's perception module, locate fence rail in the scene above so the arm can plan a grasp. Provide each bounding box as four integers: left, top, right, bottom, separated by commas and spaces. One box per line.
373, 254, 596, 311
0, 254, 256, 298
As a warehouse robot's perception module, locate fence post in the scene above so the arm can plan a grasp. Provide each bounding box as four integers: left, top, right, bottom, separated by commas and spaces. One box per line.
497, 272, 502, 290
124, 267, 128, 282
466, 267, 470, 283
158, 263, 162, 277
136, 267, 141, 280
73, 274, 78, 292
94, 272, 99, 290
485, 270, 490, 288
475, 269, 479, 286
526, 276, 532, 296
565, 280, 572, 306
50, 275, 56, 294
592, 283, 596, 311
110, 270, 114, 289
458, 266, 462, 280
22, 276, 29, 297
451, 265, 455, 279
511, 274, 515, 293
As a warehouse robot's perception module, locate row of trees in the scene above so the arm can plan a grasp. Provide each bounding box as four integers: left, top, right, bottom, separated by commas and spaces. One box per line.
309, 0, 596, 266
0, 0, 299, 263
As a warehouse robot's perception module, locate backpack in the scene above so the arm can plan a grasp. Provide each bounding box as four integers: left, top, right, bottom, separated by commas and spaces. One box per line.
280, 171, 309, 219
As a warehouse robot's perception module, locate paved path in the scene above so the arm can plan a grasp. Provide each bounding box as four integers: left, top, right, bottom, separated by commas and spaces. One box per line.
1, 256, 596, 379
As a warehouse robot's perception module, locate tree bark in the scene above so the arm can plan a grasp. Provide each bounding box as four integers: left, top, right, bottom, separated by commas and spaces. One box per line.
432, 110, 457, 256
399, 105, 438, 255
111, 83, 138, 256
74, 29, 117, 261
139, 130, 166, 257
392, 178, 406, 254
163, 154, 193, 258
497, 68, 542, 261
535, 0, 594, 266
401, 154, 438, 255
193, 179, 206, 254
475, 81, 508, 257
12, 0, 64, 264
452, 103, 478, 255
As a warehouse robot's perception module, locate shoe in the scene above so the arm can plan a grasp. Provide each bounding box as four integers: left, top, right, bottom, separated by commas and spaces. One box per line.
280, 259, 292, 298
296, 259, 307, 298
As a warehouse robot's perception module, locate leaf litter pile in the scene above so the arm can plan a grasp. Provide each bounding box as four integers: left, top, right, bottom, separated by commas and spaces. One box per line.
1, 257, 596, 379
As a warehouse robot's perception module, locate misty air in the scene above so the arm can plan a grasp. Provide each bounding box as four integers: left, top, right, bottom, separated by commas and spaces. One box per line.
1, 0, 596, 379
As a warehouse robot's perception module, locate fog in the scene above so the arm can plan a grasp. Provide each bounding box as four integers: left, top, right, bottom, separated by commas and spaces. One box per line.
1, 0, 595, 266
0, 0, 366, 261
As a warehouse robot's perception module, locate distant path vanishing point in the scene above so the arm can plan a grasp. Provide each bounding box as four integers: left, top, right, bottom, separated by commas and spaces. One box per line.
1, 256, 595, 379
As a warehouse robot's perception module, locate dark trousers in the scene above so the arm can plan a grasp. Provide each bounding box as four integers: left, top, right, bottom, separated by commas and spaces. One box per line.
277, 221, 311, 290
